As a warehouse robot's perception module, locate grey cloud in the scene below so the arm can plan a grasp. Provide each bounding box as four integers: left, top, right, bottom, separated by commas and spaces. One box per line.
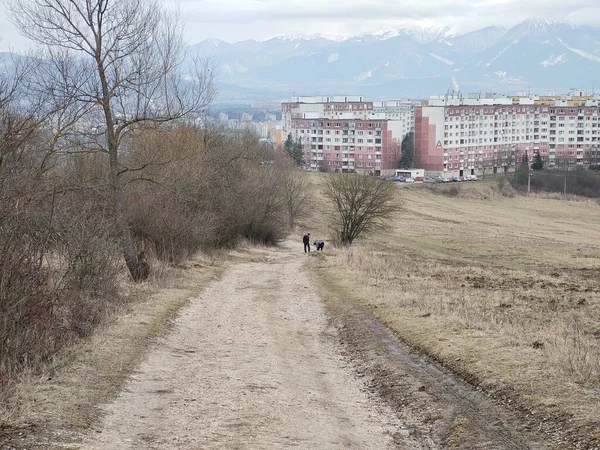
3, 0, 600, 51
186, 0, 600, 24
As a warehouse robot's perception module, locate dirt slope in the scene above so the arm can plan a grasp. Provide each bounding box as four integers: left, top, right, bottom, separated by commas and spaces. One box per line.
82, 244, 410, 449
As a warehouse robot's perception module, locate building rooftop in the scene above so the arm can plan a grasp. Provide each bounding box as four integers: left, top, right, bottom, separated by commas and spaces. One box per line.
425, 93, 600, 107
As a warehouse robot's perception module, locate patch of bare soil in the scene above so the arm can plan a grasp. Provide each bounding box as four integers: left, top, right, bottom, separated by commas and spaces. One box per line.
78, 244, 406, 449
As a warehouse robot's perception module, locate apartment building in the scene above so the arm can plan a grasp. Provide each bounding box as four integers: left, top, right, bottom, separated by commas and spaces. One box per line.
415, 93, 600, 177
282, 96, 414, 176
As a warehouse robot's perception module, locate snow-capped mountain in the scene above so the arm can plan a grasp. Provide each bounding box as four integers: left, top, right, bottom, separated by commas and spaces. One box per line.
189, 20, 600, 100
273, 33, 346, 43
366, 24, 454, 43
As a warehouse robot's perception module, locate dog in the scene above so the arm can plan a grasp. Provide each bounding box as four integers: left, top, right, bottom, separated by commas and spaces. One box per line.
313, 240, 325, 251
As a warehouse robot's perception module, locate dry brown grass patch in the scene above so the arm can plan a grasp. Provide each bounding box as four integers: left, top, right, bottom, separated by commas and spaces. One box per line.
306, 180, 600, 446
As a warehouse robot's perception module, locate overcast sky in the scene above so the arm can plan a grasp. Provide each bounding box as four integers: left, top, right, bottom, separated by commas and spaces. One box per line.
2, 0, 600, 51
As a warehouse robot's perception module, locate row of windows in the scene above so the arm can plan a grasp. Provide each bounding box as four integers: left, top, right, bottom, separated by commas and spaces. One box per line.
298, 129, 379, 136
445, 119, 600, 130
307, 145, 381, 151
446, 128, 598, 137
446, 115, 599, 123
317, 161, 376, 168
445, 159, 591, 169
444, 136, 600, 146
294, 121, 382, 128
309, 137, 380, 143
446, 107, 599, 115
306, 153, 381, 160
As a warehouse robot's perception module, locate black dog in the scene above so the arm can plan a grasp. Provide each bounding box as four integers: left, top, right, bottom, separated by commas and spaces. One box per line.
313, 240, 325, 251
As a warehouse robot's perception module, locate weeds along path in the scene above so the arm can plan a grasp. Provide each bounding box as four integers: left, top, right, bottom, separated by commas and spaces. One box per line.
82, 243, 408, 449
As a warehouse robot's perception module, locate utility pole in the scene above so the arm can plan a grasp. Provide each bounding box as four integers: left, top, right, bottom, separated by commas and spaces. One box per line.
528, 169, 532, 193
564, 165, 569, 195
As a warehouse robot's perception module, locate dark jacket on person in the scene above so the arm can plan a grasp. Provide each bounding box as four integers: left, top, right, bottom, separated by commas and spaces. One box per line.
302, 234, 310, 245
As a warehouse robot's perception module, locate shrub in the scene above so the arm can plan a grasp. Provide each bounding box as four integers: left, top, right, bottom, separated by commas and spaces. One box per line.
323, 173, 401, 246
0, 147, 120, 390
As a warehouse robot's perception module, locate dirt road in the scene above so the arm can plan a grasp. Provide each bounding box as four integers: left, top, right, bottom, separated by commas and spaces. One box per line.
81, 242, 549, 450
82, 244, 411, 449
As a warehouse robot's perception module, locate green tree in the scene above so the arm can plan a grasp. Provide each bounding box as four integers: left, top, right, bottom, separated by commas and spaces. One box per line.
398, 132, 414, 169
531, 152, 544, 171
284, 133, 303, 166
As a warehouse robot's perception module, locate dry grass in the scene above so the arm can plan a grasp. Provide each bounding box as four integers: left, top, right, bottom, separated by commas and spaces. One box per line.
307, 176, 600, 444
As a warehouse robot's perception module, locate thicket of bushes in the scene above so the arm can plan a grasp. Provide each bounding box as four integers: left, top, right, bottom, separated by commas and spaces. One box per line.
0, 128, 120, 388
0, 117, 305, 391
124, 126, 296, 261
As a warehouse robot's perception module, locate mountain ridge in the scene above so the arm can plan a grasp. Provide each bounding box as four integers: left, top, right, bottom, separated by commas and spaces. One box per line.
191, 20, 600, 101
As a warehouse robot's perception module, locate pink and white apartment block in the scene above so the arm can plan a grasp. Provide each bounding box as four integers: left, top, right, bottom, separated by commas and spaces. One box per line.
415, 93, 600, 177
282, 96, 414, 176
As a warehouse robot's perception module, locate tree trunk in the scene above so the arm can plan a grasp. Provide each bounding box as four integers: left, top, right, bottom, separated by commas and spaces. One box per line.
108, 146, 147, 281
95, 46, 147, 282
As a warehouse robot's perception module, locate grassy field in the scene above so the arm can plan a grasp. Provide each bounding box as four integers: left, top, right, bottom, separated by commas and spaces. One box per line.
305, 173, 600, 447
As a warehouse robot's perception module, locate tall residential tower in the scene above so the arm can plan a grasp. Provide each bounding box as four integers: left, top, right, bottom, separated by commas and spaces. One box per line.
415, 93, 600, 177
282, 96, 415, 176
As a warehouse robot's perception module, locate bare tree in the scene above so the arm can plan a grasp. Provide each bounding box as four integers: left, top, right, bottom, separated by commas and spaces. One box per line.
323, 173, 400, 246
6, 0, 215, 280
279, 163, 310, 228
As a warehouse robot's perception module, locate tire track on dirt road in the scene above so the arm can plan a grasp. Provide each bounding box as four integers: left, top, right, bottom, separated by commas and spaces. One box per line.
82, 246, 416, 449
329, 303, 550, 450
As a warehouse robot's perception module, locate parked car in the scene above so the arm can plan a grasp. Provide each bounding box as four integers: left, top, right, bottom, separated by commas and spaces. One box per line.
414, 176, 424, 182
434, 176, 447, 183
391, 176, 405, 182
423, 177, 436, 183
468, 175, 478, 181
451, 176, 460, 182
405, 177, 415, 183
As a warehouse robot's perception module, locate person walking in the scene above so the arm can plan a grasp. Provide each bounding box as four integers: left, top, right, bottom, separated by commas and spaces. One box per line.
303, 233, 311, 253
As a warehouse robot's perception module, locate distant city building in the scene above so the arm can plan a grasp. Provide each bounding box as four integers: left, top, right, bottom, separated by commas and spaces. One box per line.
241, 112, 253, 122
265, 113, 277, 122
282, 96, 415, 176
218, 112, 229, 123
415, 93, 600, 177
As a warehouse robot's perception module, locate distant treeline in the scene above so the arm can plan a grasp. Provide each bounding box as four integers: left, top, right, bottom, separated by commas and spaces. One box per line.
513, 165, 600, 198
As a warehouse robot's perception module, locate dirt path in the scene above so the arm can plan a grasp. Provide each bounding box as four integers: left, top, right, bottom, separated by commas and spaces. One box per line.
78, 242, 551, 450
82, 244, 411, 449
